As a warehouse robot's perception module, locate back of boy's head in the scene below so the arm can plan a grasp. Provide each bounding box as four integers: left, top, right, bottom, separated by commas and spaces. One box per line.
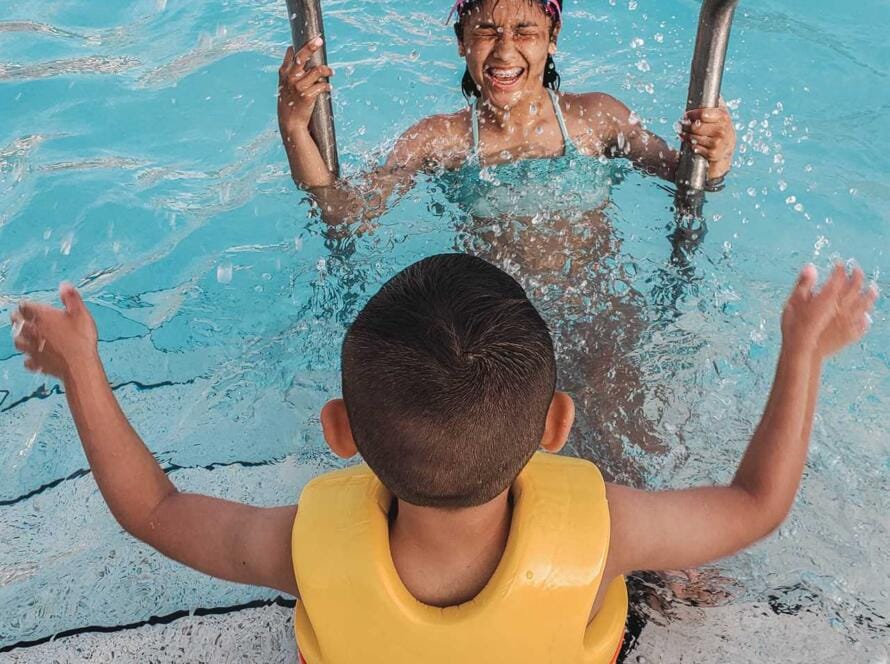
342, 254, 556, 509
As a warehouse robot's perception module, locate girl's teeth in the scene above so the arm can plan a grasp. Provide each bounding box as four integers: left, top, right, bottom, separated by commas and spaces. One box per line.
489, 68, 521, 80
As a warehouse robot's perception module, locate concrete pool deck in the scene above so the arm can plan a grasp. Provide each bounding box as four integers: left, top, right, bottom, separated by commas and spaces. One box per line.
2, 600, 886, 663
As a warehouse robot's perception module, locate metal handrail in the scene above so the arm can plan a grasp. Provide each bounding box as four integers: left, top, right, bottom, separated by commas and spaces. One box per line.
285, 0, 340, 177
674, 0, 739, 218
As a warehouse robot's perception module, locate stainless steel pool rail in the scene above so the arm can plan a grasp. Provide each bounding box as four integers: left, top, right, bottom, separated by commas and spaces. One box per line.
674, 0, 739, 218
285, 0, 340, 177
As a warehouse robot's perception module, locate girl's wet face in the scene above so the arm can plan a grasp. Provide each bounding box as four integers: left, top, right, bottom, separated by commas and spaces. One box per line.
458, 0, 558, 109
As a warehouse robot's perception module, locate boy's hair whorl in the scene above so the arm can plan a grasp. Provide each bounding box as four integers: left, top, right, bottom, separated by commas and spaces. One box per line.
342, 254, 557, 508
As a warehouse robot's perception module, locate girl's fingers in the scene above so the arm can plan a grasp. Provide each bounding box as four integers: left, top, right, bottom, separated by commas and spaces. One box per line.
279, 46, 297, 79
682, 134, 718, 149
685, 107, 729, 124
300, 81, 332, 100
294, 36, 324, 69
685, 122, 726, 139
23, 356, 39, 372
294, 66, 333, 92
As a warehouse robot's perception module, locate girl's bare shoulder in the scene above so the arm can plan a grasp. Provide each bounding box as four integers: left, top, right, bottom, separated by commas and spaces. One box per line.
560, 91, 630, 124
391, 108, 474, 171
558, 92, 628, 154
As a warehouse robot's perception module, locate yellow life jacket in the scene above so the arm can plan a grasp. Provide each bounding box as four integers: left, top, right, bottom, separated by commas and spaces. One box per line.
291, 451, 628, 663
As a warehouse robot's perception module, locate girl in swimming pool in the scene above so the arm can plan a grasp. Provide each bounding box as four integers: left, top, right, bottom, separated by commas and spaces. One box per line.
277, 0, 736, 220
279, 0, 736, 480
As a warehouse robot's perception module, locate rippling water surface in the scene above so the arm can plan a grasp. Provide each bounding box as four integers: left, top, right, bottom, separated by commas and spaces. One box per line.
1, 0, 888, 659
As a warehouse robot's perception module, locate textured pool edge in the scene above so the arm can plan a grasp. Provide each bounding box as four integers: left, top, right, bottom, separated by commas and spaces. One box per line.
2, 601, 886, 663
0, 603, 298, 663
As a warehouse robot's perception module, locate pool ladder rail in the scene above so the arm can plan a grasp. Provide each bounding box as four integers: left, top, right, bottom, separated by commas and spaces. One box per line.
674, 0, 740, 219
286, 0, 340, 178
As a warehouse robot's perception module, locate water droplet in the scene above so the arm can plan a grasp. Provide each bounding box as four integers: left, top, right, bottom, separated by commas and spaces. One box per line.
635, 59, 650, 72
785, 195, 796, 205
630, 37, 644, 49
216, 262, 233, 284
60, 233, 74, 256
778, 180, 788, 191
654, 33, 664, 43
535, 125, 544, 135
616, 132, 627, 152
294, 237, 303, 251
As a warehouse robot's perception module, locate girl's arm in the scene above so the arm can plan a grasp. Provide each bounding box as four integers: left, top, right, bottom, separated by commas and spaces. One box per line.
584, 93, 735, 183
278, 43, 461, 227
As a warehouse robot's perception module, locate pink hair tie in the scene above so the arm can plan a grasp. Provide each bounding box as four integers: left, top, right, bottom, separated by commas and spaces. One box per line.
446, 0, 561, 24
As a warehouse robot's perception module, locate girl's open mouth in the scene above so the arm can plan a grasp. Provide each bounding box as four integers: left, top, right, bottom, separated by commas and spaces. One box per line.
484, 65, 525, 90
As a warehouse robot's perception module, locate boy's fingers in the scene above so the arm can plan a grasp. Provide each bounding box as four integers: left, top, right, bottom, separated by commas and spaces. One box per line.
841, 267, 865, 306
792, 264, 817, 300
13, 323, 38, 353
23, 356, 40, 372
59, 282, 85, 316
855, 284, 879, 315
17, 301, 39, 322
817, 263, 847, 303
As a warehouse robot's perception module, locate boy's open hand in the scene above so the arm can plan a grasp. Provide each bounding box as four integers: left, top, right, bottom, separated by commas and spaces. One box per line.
782, 263, 877, 359
277, 38, 334, 134
10, 284, 98, 381
680, 99, 736, 180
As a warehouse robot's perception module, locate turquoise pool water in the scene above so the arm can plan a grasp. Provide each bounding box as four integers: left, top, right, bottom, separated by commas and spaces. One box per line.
1, 0, 888, 659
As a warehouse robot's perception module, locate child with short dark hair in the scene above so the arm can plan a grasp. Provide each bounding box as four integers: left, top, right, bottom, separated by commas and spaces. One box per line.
10, 254, 876, 663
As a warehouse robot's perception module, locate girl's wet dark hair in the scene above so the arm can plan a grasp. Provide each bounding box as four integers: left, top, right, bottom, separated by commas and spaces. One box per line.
454, 0, 562, 100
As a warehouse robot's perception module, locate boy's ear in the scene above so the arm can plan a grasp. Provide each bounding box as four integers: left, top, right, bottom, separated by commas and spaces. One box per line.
320, 399, 358, 459
540, 391, 574, 453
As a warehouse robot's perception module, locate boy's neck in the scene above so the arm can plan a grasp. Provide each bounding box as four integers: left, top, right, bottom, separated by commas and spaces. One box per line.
389, 489, 512, 606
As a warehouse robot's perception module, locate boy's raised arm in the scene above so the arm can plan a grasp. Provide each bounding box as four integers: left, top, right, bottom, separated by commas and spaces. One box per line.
603, 264, 876, 578
10, 286, 298, 596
